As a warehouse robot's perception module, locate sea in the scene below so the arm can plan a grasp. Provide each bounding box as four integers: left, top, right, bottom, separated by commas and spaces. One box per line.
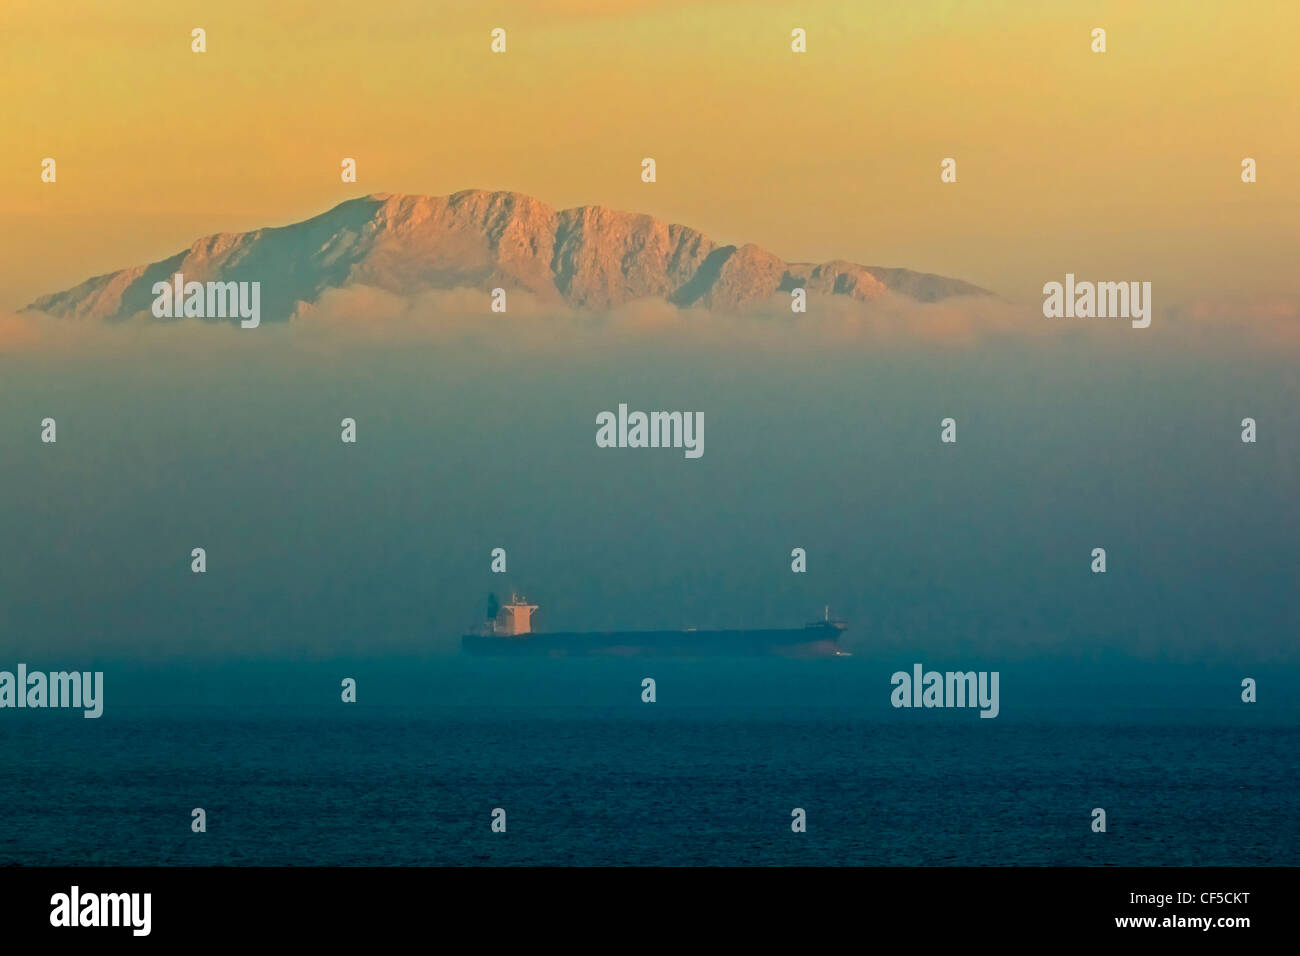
1, 657, 1295, 866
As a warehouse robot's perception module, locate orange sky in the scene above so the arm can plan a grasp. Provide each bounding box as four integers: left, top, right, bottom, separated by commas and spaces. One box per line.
2, 0, 1297, 310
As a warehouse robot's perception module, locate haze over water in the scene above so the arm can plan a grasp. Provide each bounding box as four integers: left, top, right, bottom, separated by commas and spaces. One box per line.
2, 328, 1295, 663
1, 304, 1296, 866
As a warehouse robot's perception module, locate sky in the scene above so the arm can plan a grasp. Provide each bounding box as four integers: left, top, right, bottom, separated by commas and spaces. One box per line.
2, 0, 1298, 310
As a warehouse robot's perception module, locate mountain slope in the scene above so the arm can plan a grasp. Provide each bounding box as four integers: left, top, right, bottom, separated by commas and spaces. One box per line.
27, 190, 990, 321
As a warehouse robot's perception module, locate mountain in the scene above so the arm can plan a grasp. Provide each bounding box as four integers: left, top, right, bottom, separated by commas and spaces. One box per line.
26, 190, 990, 321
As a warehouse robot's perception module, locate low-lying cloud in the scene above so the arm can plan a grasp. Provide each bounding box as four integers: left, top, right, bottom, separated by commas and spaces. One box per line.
3, 284, 1297, 359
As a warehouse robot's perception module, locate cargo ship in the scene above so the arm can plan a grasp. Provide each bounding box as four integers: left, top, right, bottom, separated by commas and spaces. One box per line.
461, 595, 849, 657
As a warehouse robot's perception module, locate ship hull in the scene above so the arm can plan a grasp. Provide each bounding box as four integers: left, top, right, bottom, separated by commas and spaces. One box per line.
461, 624, 844, 658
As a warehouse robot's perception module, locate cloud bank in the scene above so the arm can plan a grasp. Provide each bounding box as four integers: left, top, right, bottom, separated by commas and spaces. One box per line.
3, 286, 1297, 360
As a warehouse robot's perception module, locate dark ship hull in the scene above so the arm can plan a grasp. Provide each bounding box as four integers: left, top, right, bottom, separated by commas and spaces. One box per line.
462, 621, 847, 658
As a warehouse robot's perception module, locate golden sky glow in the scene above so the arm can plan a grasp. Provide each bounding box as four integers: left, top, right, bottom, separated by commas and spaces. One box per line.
2, 0, 1297, 309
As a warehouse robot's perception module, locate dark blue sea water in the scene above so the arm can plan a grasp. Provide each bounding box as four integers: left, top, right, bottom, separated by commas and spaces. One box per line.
1, 658, 1295, 866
